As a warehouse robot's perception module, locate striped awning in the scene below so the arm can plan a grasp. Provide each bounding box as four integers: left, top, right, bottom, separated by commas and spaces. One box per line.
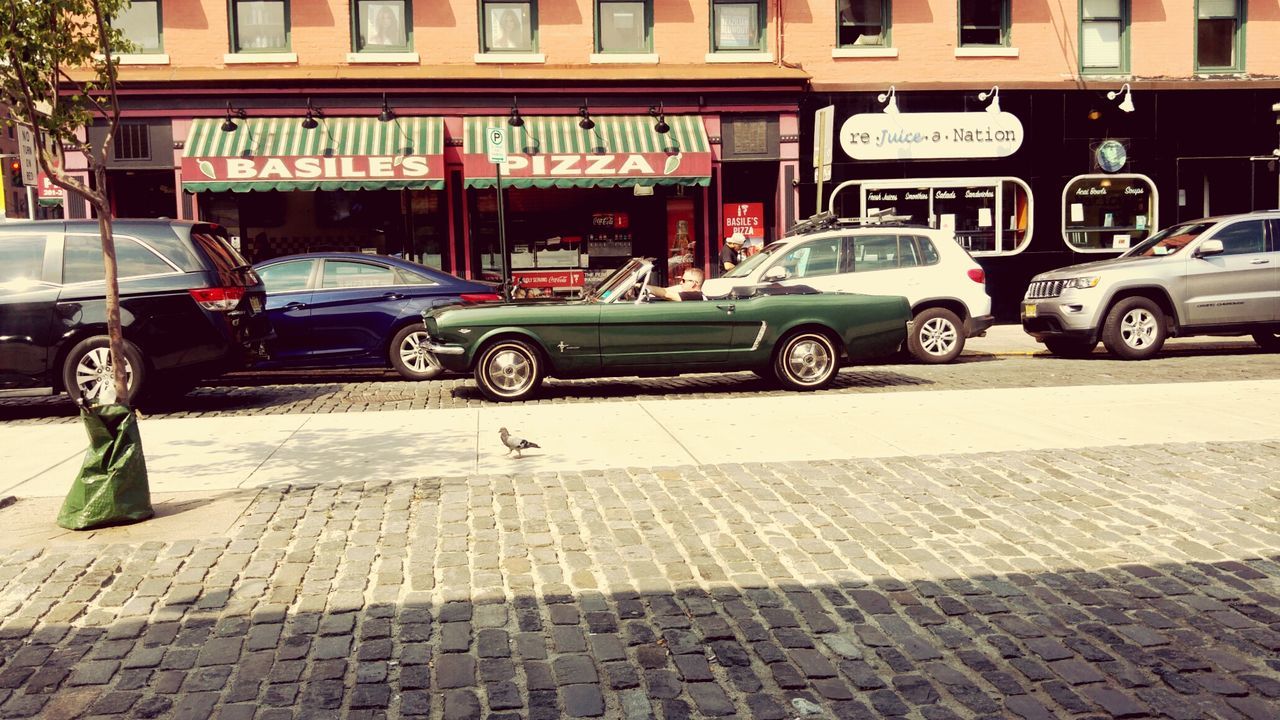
462, 115, 712, 189
181, 116, 445, 192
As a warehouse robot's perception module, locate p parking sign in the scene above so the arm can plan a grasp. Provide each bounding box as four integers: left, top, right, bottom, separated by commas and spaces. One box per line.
486, 127, 507, 164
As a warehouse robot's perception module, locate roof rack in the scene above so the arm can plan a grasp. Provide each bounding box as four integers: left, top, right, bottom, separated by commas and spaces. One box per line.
786, 207, 929, 236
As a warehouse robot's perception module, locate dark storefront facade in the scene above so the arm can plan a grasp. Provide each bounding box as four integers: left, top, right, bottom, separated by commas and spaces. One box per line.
800, 87, 1280, 320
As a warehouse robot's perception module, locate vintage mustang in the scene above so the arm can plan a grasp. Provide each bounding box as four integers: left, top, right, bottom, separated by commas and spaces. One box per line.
421, 258, 910, 401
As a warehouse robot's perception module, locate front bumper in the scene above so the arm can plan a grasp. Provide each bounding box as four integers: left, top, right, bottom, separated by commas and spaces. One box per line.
1020, 296, 1100, 342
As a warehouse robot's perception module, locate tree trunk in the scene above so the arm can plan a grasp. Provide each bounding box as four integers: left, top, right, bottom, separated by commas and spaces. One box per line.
92, 164, 129, 406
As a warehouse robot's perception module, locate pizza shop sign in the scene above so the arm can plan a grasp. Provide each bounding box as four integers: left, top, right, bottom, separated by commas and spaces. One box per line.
182, 154, 440, 182
465, 151, 712, 179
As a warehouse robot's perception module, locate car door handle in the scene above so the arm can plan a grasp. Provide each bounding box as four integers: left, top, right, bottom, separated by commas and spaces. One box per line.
1249, 259, 1270, 265
717, 304, 736, 314
283, 301, 307, 310
382, 292, 405, 300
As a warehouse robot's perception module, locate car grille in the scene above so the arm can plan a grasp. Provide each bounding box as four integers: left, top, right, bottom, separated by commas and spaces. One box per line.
1026, 279, 1066, 299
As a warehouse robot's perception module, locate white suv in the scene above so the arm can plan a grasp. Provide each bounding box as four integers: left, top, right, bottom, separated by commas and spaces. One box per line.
701, 214, 994, 363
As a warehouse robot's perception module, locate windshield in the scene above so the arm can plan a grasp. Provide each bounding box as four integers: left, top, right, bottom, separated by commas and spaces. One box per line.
724, 241, 785, 278
590, 258, 648, 302
1124, 222, 1213, 257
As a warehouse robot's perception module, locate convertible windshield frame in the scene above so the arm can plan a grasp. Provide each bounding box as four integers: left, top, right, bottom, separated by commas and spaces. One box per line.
591, 258, 653, 303
1122, 221, 1214, 258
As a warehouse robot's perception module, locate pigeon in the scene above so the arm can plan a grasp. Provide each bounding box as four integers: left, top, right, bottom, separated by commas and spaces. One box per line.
499, 427, 540, 458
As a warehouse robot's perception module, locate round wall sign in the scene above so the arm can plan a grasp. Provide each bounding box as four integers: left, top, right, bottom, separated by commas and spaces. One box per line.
1095, 140, 1127, 173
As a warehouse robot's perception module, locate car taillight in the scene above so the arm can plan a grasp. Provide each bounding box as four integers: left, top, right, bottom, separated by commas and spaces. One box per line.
967, 268, 986, 284
190, 286, 245, 311
460, 293, 502, 304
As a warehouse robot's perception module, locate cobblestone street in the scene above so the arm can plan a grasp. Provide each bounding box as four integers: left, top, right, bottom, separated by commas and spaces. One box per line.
2, 441, 1278, 719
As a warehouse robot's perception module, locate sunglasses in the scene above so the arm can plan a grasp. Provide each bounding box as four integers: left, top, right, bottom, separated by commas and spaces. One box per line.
681, 276, 700, 283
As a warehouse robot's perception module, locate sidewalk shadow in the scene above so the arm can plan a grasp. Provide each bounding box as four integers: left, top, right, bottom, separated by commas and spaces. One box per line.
1, 457, 1277, 719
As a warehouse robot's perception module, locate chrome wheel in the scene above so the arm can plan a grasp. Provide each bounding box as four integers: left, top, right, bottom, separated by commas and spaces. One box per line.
918, 317, 958, 357
474, 340, 542, 401
74, 347, 133, 401
1119, 308, 1159, 349
773, 331, 838, 390
393, 328, 442, 379
907, 308, 965, 364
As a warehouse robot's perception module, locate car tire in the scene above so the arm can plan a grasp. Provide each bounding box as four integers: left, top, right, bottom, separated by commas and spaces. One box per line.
908, 308, 965, 364
390, 324, 444, 381
772, 330, 839, 391
62, 336, 146, 405
1102, 297, 1165, 360
474, 339, 543, 402
1042, 337, 1098, 358
1254, 331, 1280, 352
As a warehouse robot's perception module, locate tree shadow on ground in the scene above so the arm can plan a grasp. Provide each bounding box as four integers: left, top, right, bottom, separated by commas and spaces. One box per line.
1, 445, 1278, 719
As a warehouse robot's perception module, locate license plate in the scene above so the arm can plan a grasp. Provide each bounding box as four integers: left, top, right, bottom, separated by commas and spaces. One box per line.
1023, 303, 1037, 318
250, 296, 263, 314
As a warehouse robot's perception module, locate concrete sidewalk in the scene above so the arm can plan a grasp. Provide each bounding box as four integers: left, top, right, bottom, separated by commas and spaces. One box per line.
5, 378, 1278, 501
964, 322, 1259, 356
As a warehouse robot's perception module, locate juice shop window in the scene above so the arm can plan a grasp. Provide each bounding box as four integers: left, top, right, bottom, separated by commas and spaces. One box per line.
1061, 174, 1158, 253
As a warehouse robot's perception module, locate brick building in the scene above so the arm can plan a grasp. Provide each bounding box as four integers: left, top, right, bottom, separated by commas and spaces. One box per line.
61, 0, 1280, 309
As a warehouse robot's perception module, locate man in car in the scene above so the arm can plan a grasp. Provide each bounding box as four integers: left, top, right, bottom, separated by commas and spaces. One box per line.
646, 267, 705, 301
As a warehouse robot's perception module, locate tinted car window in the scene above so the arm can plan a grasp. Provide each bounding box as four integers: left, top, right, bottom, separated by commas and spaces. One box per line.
1213, 221, 1266, 255
259, 260, 316, 292
776, 239, 841, 279
898, 236, 920, 268
395, 267, 435, 286
919, 237, 940, 265
0, 235, 47, 291
851, 235, 899, 272
63, 234, 175, 284
322, 260, 394, 289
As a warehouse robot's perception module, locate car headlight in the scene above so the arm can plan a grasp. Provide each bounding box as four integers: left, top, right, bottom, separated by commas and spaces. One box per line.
1065, 276, 1100, 289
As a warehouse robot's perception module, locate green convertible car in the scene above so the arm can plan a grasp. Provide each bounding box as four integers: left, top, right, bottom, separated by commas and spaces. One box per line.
422, 258, 910, 401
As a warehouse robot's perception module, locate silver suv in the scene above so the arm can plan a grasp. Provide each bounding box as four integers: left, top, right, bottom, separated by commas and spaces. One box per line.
1021, 210, 1280, 359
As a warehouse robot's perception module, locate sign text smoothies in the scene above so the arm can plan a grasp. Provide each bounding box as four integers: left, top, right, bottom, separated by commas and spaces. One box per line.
181, 155, 440, 183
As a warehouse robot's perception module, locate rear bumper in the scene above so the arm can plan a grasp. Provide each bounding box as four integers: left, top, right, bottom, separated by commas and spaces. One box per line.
967, 314, 995, 336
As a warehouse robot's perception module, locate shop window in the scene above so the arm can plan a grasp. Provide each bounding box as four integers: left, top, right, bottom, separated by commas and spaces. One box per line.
229, 0, 289, 52
596, 0, 651, 53
834, 177, 1032, 257
958, 0, 1009, 47
837, 0, 888, 47
115, 0, 163, 53
1061, 174, 1158, 253
353, 0, 411, 52
1080, 0, 1127, 74
113, 124, 152, 161
1197, 0, 1243, 72
711, 0, 764, 52
481, 0, 535, 52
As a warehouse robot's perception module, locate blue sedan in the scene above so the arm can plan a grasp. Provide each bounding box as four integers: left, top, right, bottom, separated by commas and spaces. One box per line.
252, 253, 499, 380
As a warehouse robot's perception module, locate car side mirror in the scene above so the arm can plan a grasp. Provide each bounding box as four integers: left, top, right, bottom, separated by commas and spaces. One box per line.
762, 266, 788, 282
1195, 239, 1224, 258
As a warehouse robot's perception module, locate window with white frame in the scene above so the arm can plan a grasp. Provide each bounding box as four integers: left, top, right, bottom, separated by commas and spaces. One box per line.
958, 0, 1008, 47
711, 0, 764, 52
481, 0, 534, 52
837, 0, 888, 47
1197, 0, 1243, 71
115, 0, 163, 53
1061, 174, 1158, 252
597, 0, 650, 52
354, 0, 411, 52
1080, 0, 1127, 73
831, 177, 1033, 257
230, 0, 289, 52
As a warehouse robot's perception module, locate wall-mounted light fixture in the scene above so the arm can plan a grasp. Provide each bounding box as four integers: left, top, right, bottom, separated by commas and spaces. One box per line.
578, 100, 595, 131
877, 86, 899, 114
301, 98, 324, 130
649, 102, 670, 134
508, 97, 525, 127
220, 102, 246, 133
978, 85, 1001, 113
1107, 83, 1135, 113
377, 93, 395, 123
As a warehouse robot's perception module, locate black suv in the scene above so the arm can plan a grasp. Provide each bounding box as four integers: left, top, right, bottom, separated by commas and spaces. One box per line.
0, 219, 271, 402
